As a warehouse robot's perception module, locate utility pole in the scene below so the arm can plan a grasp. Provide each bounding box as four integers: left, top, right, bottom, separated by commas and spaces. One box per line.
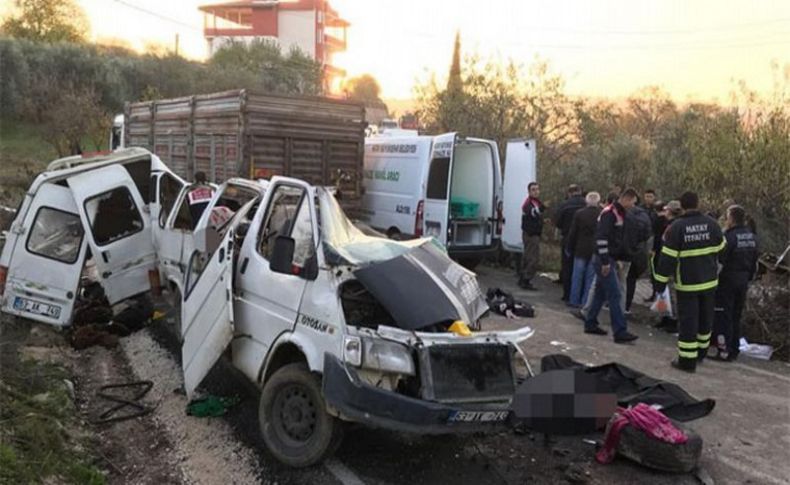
175, 33, 180, 56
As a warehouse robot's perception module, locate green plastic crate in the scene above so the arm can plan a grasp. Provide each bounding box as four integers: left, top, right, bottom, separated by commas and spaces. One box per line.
450, 198, 479, 218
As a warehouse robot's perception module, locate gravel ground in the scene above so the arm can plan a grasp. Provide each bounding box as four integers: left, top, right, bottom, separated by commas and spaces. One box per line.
120, 329, 263, 484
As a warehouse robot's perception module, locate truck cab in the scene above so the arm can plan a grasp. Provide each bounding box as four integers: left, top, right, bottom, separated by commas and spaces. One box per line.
182, 175, 534, 468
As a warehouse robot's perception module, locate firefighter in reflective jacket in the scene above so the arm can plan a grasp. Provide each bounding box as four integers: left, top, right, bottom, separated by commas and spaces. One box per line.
711, 205, 759, 361
654, 192, 725, 373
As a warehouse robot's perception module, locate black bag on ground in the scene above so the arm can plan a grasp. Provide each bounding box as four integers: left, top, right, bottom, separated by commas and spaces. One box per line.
541, 354, 715, 421
486, 288, 535, 318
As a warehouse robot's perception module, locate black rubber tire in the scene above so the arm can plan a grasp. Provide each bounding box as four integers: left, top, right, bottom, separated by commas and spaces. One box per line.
259, 363, 343, 467
458, 256, 483, 270
614, 418, 702, 473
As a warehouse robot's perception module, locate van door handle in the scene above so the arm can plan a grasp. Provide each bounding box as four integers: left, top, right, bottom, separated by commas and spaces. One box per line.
102, 271, 112, 279
240, 257, 249, 274
101, 251, 110, 263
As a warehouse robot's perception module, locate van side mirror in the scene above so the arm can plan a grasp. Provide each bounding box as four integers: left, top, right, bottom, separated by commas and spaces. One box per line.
270, 236, 295, 274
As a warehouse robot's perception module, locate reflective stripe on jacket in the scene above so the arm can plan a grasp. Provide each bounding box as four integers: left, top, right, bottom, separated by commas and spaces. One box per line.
655, 211, 725, 292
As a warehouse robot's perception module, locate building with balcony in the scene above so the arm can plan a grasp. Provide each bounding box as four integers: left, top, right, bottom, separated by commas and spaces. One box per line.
199, 0, 348, 89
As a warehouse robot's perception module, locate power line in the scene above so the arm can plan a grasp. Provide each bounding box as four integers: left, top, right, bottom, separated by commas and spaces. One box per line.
110, 0, 202, 33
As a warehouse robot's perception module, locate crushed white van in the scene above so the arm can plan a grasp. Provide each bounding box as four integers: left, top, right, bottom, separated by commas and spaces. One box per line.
361, 134, 535, 267
1, 152, 536, 468
1, 148, 162, 326
182, 175, 535, 466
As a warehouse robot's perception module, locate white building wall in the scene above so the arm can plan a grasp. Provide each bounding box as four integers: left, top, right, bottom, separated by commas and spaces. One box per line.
276, 9, 316, 58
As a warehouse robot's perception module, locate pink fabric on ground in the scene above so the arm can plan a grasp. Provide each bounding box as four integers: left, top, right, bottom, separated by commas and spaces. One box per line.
596, 403, 688, 464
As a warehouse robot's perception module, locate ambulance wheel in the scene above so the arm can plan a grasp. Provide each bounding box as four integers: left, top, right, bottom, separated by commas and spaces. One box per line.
386, 227, 401, 240
259, 363, 343, 467
458, 256, 482, 270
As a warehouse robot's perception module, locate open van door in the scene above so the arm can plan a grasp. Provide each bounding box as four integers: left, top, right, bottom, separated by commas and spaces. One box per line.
502, 139, 537, 252
424, 133, 456, 244
1, 184, 87, 326
180, 223, 236, 398
68, 164, 156, 304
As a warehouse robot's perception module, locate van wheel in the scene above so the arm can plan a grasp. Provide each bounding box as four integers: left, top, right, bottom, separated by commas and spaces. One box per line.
458, 256, 482, 270
259, 363, 343, 467
386, 227, 401, 240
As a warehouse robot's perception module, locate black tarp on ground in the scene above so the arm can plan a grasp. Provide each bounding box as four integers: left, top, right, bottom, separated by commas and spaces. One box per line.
540, 354, 715, 421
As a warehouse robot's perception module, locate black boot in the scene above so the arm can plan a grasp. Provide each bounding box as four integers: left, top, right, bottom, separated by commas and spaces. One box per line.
671, 358, 696, 373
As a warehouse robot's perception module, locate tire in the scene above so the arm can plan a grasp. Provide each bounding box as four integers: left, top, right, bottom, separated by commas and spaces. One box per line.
615, 418, 702, 473
458, 256, 483, 270
259, 363, 343, 467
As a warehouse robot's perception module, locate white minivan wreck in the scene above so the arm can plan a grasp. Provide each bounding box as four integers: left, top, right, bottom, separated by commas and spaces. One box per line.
0, 149, 535, 468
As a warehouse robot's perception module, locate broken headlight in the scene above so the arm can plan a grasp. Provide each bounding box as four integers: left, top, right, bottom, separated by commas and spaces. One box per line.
362, 337, 416, 376
343, 336, 415, 376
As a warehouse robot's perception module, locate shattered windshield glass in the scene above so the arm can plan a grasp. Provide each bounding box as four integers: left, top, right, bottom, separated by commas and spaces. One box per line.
317, 188, 433, 266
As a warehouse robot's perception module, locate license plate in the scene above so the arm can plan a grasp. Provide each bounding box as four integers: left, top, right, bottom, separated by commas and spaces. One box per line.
13, 297, 61, 319
448, 410, 510, 423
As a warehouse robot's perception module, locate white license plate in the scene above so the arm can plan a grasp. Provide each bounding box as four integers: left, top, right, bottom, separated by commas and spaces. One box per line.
448, 411, 510, 423
13, 297, 61, 319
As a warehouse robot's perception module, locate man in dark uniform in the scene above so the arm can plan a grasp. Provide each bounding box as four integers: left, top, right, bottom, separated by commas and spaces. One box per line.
654, 192, 725, 373
711, 205, 759, 361
554, 184, 586, 302
519, 182, 545, 291
583, 188, 639, 343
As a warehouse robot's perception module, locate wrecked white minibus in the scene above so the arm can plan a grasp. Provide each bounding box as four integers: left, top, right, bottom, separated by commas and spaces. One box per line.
0, 149, 535, 468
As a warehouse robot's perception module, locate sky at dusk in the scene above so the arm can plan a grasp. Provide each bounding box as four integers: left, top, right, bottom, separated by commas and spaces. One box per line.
69, 0, 790, 103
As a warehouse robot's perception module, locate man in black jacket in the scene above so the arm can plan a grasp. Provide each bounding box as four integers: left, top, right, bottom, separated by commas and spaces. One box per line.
567, 191, 601, 308
583, 188, 639, 343
554, 184, 586, 301
655, 192, 725, 372
711, 205, 759, 361
520, 182, 545, 290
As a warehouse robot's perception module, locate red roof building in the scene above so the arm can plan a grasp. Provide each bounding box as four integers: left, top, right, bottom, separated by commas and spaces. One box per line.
199, 0, 348, 89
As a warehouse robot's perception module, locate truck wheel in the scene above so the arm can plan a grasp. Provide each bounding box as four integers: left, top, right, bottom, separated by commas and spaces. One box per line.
259, 363, 343, 467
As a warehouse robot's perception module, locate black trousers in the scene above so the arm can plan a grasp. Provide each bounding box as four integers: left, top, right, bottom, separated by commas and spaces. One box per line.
626, 251, 648, 311
676, 290, 716, 369
713, 273, 749, 358
560, 236, 573, 299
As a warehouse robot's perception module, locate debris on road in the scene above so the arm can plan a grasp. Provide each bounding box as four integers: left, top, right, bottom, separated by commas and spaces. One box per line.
486, 287, 535, 318
186, 395, 241, 418
93, 380, 154, 424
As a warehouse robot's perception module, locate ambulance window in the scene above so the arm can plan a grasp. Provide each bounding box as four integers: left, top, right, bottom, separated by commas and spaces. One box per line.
26, 207, 84, 264
123, 159, 151, 204
84, 187, 144, 246
159, 173, 183, 228
427, 157, 450, 199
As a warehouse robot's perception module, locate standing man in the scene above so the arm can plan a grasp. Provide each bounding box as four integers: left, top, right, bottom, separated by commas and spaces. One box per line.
187, 171, 214, 229
624, 199, 653, 314
519, 182, 545, 291
654, 192, 725, 373
554, 184, 586, 302
583, 188, 639, 343
711, 205, 758, 361
567, 191, 601, 308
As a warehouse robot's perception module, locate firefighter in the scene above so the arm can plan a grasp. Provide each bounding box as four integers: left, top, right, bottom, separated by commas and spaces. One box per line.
654, 191, 725, 373
711, 205, 759, 361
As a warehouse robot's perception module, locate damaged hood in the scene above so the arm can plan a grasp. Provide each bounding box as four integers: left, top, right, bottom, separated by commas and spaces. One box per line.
353, 242, 489, 330
316, 188, 488, 330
